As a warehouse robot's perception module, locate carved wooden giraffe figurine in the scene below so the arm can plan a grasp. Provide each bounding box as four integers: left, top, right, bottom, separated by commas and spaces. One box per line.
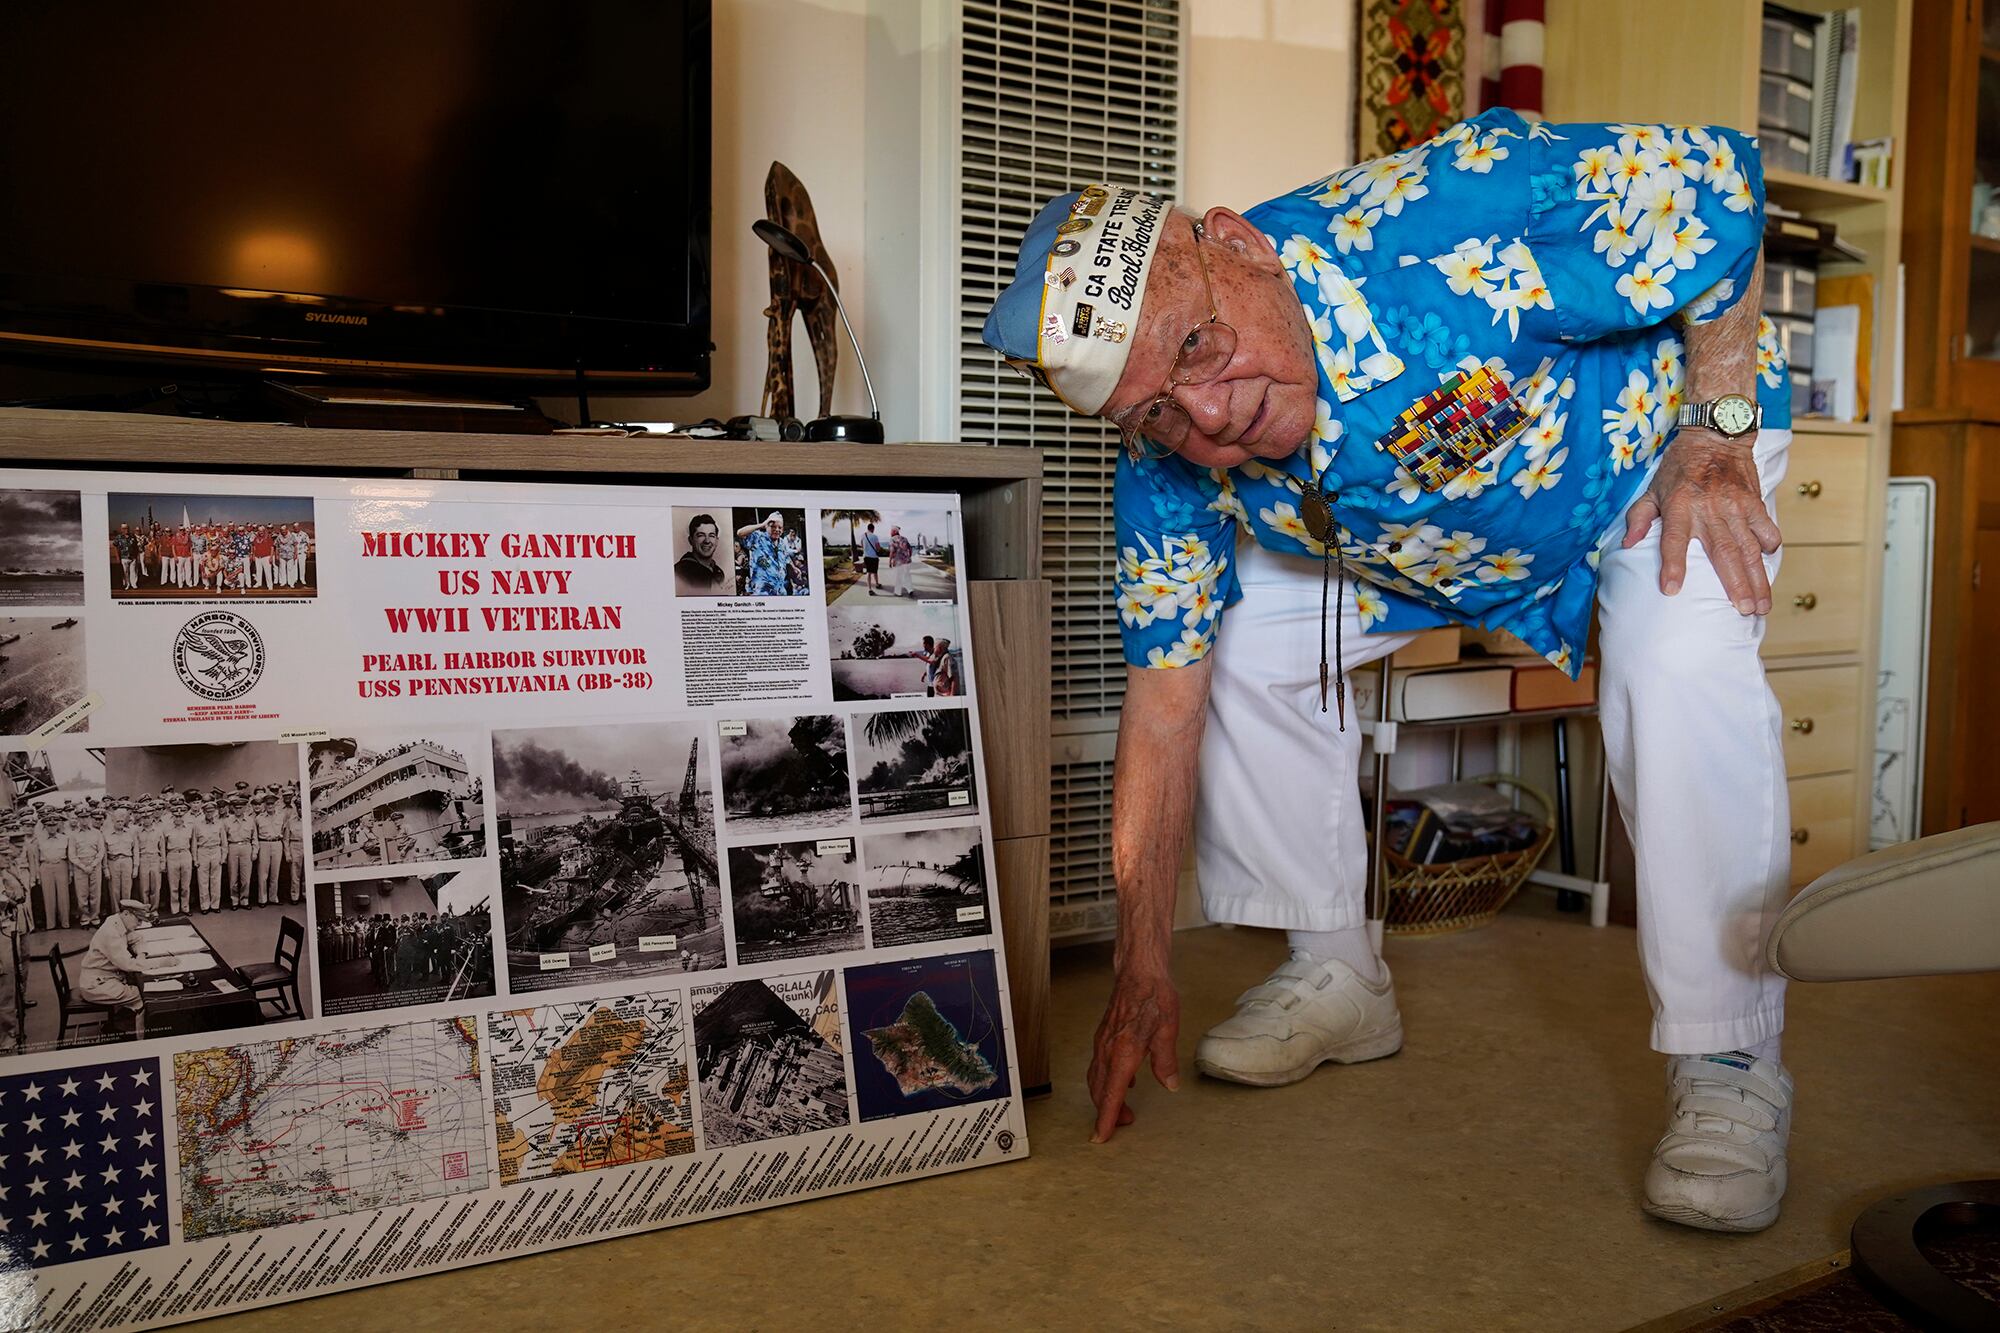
761, 160, 840, 421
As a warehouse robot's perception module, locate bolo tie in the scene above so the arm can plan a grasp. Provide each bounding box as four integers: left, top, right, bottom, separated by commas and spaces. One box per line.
1300, 466, 1346, 731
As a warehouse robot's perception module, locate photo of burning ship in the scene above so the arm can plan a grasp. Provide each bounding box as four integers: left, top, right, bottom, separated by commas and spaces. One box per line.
852, 706, 979, 823
493, 723, 720, 993
718, 714, 851, 835
725, 838, 863, 966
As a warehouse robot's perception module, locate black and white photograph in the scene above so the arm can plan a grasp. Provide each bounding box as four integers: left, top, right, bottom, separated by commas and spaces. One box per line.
494, 722, 722, 993
0, 742, 313, 1055
724, 838, 862, 965
820, 505, 957, 605
307, 731, 486, 872
104, 491, 317, 600
718, 714, 851, 835
0, 488, 84, 606
691, 969, 849, 1147
670, 506, 732, 597
728, 506, 809, 597
827, 602, 964, 701
852, 707, 980, 824
314, 868, 497, 1017
862, 824, 992, 949
0, 614, 87, 739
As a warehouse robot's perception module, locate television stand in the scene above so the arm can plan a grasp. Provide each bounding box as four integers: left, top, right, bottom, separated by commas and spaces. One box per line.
263, 380, 557, 434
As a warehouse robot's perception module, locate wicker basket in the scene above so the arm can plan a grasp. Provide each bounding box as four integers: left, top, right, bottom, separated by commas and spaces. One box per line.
1378, 774, 1555, 936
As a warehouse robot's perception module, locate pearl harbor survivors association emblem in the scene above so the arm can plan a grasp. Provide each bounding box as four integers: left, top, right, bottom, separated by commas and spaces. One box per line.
174, 609, 266, 700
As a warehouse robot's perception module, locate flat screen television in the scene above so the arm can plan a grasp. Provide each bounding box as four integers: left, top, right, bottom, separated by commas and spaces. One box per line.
0, 1, 711, 393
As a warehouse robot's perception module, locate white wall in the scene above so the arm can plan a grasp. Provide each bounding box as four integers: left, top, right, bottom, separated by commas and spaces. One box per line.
585, 0, 882, 428
1186, 1, 1354, 210
587, 0, 1357, 434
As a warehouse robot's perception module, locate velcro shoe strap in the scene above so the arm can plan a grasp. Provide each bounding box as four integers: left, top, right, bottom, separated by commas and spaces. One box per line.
1678, 1092, 1779, 1133
1679, 1058, 1788, 1111
1234, 983, 1305, 1010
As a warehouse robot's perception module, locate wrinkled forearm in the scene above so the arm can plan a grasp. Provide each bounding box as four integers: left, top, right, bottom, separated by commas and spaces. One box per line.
1682, 253, 1762, 409
1109, 659, 1212, 977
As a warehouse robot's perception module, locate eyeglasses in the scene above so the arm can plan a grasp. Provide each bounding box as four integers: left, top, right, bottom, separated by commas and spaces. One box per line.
1112, 219, 1239, 463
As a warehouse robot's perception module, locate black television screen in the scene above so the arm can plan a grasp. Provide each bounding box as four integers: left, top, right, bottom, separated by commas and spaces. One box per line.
0, 1, 711, 391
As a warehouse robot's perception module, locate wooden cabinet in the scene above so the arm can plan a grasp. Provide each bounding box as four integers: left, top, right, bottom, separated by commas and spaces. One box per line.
1893, 0, 2000, 835
1887, 419, 2000, 832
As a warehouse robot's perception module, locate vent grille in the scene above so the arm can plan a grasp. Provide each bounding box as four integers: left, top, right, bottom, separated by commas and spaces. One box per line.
956, 0, 1183, 938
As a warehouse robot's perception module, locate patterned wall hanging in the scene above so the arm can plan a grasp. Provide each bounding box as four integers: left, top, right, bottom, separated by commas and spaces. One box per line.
1355, 0, 1468, 158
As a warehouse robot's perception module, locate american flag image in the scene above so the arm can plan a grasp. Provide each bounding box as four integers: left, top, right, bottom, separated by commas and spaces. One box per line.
0, 1058, 170, 1269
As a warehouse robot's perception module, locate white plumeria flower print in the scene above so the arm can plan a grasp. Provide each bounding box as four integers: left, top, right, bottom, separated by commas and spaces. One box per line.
1434, 529, 1487, 561
1259, 500, 1315, 546
1591, 202, 1642, 267
1375, 167, 1431, 216
1355, 585, 1388, 629
1616, 262, 1675, 314
1281, 235, 1334, 283
1723, 173, 1755, 212
1608, 434, 1640, 473
1513, 446, 1567, 497
1431, 237, 1507, 298
1573, 145, 1614, 194
1630, 177, 1695, 255
1523, 408, 1568, 462
1388, 465, 1424, 504
1608, 137, 1657, 195
1332, 205, 1382, 254
1654, 215, 1716, 271
1478, 548, 1535, 582
1453, 133, 1509, 172
1605, 370, 1654, 434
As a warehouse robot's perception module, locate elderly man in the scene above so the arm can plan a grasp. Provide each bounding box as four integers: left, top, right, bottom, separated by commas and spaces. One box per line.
984, 110, 1796, 1233
78, 897, 157, 1036
736, 512, 794, 596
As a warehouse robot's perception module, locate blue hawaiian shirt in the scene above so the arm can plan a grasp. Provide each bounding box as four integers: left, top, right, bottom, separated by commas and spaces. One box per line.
742, 529, 791, 596
1114, 109, 1792, 677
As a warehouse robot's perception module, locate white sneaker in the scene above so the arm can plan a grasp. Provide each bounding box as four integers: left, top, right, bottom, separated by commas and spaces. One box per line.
1643, 1053, 1793, 1233
1193, 955, 1403, 1087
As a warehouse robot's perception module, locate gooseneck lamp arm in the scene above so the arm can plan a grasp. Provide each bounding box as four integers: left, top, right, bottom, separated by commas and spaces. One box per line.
752, 219, 879, 424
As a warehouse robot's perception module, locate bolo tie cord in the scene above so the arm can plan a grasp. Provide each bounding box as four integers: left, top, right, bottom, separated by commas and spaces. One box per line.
1318, 540, 1347, 731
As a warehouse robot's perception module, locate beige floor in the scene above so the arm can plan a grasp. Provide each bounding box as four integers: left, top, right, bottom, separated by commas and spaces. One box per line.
206, 900, 2000, 1333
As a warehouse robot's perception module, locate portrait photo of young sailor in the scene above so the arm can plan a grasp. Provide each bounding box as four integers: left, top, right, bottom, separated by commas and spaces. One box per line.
983, 111, 1799, 1233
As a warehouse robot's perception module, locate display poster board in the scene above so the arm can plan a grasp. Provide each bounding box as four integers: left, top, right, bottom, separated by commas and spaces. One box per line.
0, 470, 1027, 1330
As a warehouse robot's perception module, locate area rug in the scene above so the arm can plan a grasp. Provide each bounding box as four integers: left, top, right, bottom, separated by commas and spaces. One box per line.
1630, 1230, 2000, 1331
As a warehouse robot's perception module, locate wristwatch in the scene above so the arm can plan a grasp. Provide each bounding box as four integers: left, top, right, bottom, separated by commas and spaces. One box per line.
1677, 393, 1761, 439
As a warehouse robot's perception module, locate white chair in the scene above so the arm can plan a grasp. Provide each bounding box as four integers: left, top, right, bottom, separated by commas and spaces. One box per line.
1766, 822, 2000, 1331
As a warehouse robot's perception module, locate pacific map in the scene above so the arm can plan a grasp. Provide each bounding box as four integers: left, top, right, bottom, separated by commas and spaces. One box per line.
175, 1018, 488, 1240
488, 993, 696, 1185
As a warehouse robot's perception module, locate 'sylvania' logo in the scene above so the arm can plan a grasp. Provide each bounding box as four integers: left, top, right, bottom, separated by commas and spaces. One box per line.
174, 611, 265, 701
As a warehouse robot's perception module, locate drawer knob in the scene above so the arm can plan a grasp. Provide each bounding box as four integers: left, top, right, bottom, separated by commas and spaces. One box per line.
1791, 716, 1815, 734
1793, 592, 1818, 610
1797, 480, 1823, 498
1792, 827, 1811, 845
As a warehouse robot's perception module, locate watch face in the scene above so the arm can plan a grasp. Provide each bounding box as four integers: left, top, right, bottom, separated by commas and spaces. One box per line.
1713, 395, 1757, 435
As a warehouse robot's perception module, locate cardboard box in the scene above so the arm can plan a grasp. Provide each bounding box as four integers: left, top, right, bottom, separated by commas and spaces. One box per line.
1390, 627, 1461, 668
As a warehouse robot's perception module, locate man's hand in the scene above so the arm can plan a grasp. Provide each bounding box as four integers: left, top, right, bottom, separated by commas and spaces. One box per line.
1090, 659, 1211, 1143
1087, 965, 1181, 1143
1621, 431, 1780, 614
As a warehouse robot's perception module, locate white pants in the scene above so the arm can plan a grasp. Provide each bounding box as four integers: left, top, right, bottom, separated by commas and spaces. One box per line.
1195, 430, 1793, 1054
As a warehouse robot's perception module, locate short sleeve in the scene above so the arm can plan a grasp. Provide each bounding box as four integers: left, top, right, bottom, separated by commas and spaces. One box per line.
1525, 121, 1763, 344
1113, 452, 1243, 669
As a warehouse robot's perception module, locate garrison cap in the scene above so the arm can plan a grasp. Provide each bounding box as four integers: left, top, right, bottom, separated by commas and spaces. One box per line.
981, 184, 1174, 416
